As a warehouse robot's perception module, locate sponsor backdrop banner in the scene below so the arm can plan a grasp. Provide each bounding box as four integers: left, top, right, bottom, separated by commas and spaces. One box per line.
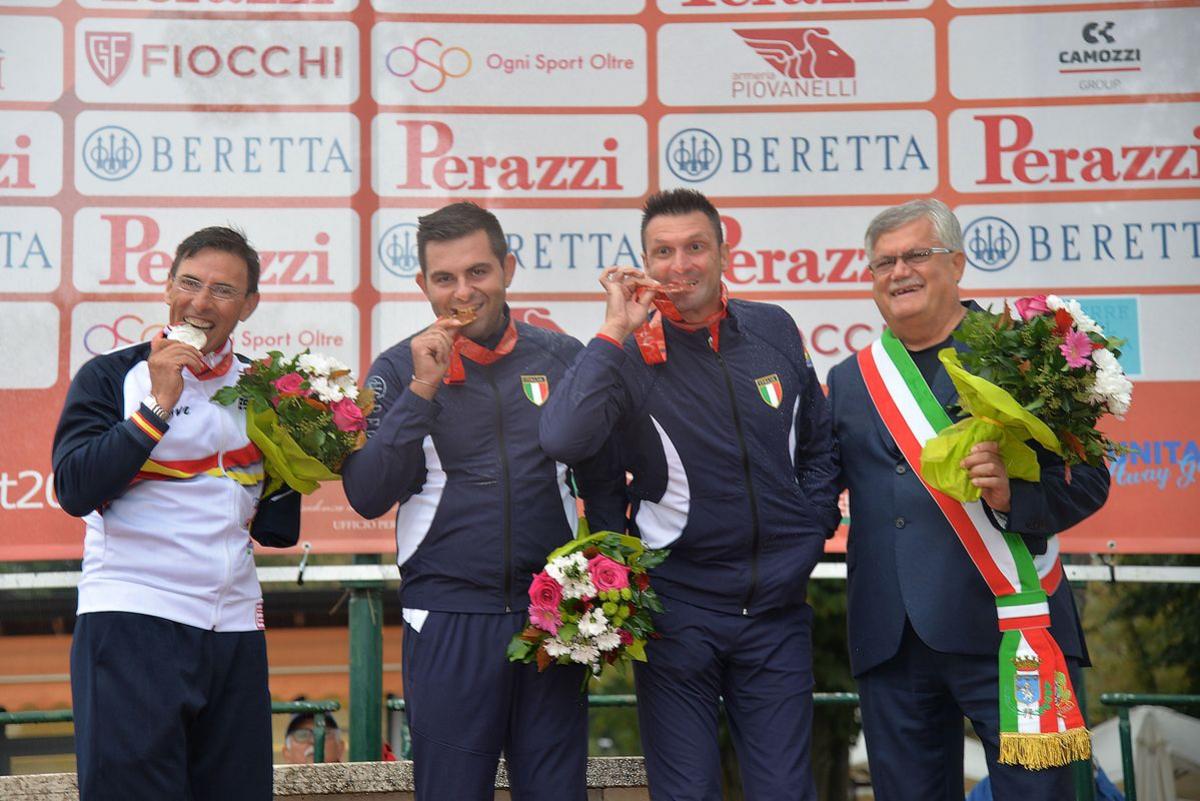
0, 0, 1196, 560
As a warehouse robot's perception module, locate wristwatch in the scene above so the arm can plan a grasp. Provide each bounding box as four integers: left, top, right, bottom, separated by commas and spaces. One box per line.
142, 394, 169, 420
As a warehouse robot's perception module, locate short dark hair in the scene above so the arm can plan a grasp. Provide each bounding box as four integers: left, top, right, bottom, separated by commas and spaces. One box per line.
170, 226, 261, 294
416, 202, 508, 274
286, 712, 339, 737
640, 189, 724, 251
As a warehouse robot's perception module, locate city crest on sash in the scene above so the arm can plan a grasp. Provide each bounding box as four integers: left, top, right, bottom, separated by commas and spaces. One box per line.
755, 374, 783, 408
521, 375, 549, 406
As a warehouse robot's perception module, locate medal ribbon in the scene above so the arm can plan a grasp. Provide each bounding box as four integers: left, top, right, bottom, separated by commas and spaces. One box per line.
443, 319, 519, 384
634, 284, 729, 365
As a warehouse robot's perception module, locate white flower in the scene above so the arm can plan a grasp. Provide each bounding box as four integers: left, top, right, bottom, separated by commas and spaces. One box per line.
334, 373, 359, 401
594, 630, 622, 652
569, 643, 599, 665
307, 375, 345, 404
296, 352, 331, 377
577, 609, 609, 637
544, 639, 571, 658
1086, 348, 1134, 419
547, 553, 596, 599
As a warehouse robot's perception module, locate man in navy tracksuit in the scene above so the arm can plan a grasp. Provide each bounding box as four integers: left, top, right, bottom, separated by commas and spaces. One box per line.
341, 203, 622, 801
52, 227, 301, 801
539, 189, 842, 801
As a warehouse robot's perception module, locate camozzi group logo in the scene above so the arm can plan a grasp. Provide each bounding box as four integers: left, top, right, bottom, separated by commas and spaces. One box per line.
1059, 21, 1142, 75
77, 20, 358, 105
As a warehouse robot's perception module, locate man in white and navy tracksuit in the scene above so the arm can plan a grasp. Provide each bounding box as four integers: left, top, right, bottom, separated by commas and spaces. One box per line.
539, 190, 842, 801
341, 203, 623, 801
52, 227, 300, 801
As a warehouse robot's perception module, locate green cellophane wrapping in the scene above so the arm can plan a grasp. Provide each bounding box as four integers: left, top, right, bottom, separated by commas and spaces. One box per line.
919, 349, 1064, 502
246, 404, 340, 495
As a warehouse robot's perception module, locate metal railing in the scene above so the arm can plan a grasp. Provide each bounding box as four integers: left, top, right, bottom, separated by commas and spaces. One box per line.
1099, 693, 1200, 801
0, 700, 342, 770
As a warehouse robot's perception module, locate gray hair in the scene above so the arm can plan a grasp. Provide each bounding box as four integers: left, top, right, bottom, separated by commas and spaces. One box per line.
864, 199, 962, 260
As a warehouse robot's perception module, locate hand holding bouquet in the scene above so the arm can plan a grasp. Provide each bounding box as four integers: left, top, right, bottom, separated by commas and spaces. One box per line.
212, 350, 374, 494
507, 528, 668, 685
920, 295, 1132, 500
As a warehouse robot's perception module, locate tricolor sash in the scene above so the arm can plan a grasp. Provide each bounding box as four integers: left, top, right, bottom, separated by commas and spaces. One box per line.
857, 331, 1089, 769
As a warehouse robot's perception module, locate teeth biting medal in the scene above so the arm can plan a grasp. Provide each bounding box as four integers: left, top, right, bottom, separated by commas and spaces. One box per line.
167, 322, 208, 350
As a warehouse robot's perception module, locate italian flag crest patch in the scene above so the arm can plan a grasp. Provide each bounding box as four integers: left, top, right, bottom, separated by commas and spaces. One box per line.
755, 374, 782, 408
521, 375, 549, 406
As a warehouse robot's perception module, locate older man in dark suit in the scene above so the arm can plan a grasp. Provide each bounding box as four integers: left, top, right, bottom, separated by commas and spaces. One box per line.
827, 199, 1111, 801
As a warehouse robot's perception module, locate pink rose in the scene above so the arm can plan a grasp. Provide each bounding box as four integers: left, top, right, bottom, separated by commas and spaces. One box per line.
273, 372, 307, 397
331, 398, 366, 432
1014, 295, 1050, 321
529, 605, 562, 635
528, 571, 563, 611
587, 554, 630, 593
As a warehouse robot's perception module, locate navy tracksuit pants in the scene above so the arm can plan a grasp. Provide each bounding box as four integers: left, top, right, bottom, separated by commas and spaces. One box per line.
70, 611, 273, 801
401, 609, 588, 801
856, 620, 1081, 801
633, 596, 818, 801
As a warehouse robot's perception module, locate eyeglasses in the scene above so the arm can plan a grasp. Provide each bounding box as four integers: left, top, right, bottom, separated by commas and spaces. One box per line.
287, 728, 339, 744
172, 275, 246, 302
867, 247, 955, 277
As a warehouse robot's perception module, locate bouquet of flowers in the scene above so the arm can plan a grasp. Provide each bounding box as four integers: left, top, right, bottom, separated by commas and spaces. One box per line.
212, 350, 374, 495
506, 527, 668, 684
920, 294, 1133, 499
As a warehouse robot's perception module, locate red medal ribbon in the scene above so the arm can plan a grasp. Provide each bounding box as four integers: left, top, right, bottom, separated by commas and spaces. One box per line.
158, 328, 235, 379
443, 319, 519, 384
635, 284, 729, 365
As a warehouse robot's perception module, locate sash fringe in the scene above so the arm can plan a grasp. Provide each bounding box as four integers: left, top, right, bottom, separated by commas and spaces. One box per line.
999, 728, 1091, 769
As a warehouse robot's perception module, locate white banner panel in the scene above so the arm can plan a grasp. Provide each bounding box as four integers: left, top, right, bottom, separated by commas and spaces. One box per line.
0, 207, 61, 293
70, 301, 359, 378
949, 104, 1200, 193
78, 0, 358, 12
660, 111, 937, 196
73, 208, 360, 294
956, 201, 1200, 289
657, 0, 932, 13
0, 112, 63, 197
74, 111, 360, 196
659, 20, 934, 106
0, 16, 63, 101
0, 303, 59, 389
373, 0, 644, 12
374, 114, 648, 198
372, 208, 643, 293
75, 19, 360, 105
950, 9, 1200, 100
371, 23, 646, 107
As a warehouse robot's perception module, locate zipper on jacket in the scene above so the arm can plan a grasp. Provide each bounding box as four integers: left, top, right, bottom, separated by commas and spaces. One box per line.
483, 368, 514, 613
710, 336, 761, 616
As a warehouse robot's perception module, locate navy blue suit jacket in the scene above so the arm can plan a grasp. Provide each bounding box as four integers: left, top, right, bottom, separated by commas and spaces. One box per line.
827, 312, 1110, 678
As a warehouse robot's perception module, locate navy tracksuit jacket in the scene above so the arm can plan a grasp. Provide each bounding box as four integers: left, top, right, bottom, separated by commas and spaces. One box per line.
341, 317, 623, 801
539, 298, 841, 801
